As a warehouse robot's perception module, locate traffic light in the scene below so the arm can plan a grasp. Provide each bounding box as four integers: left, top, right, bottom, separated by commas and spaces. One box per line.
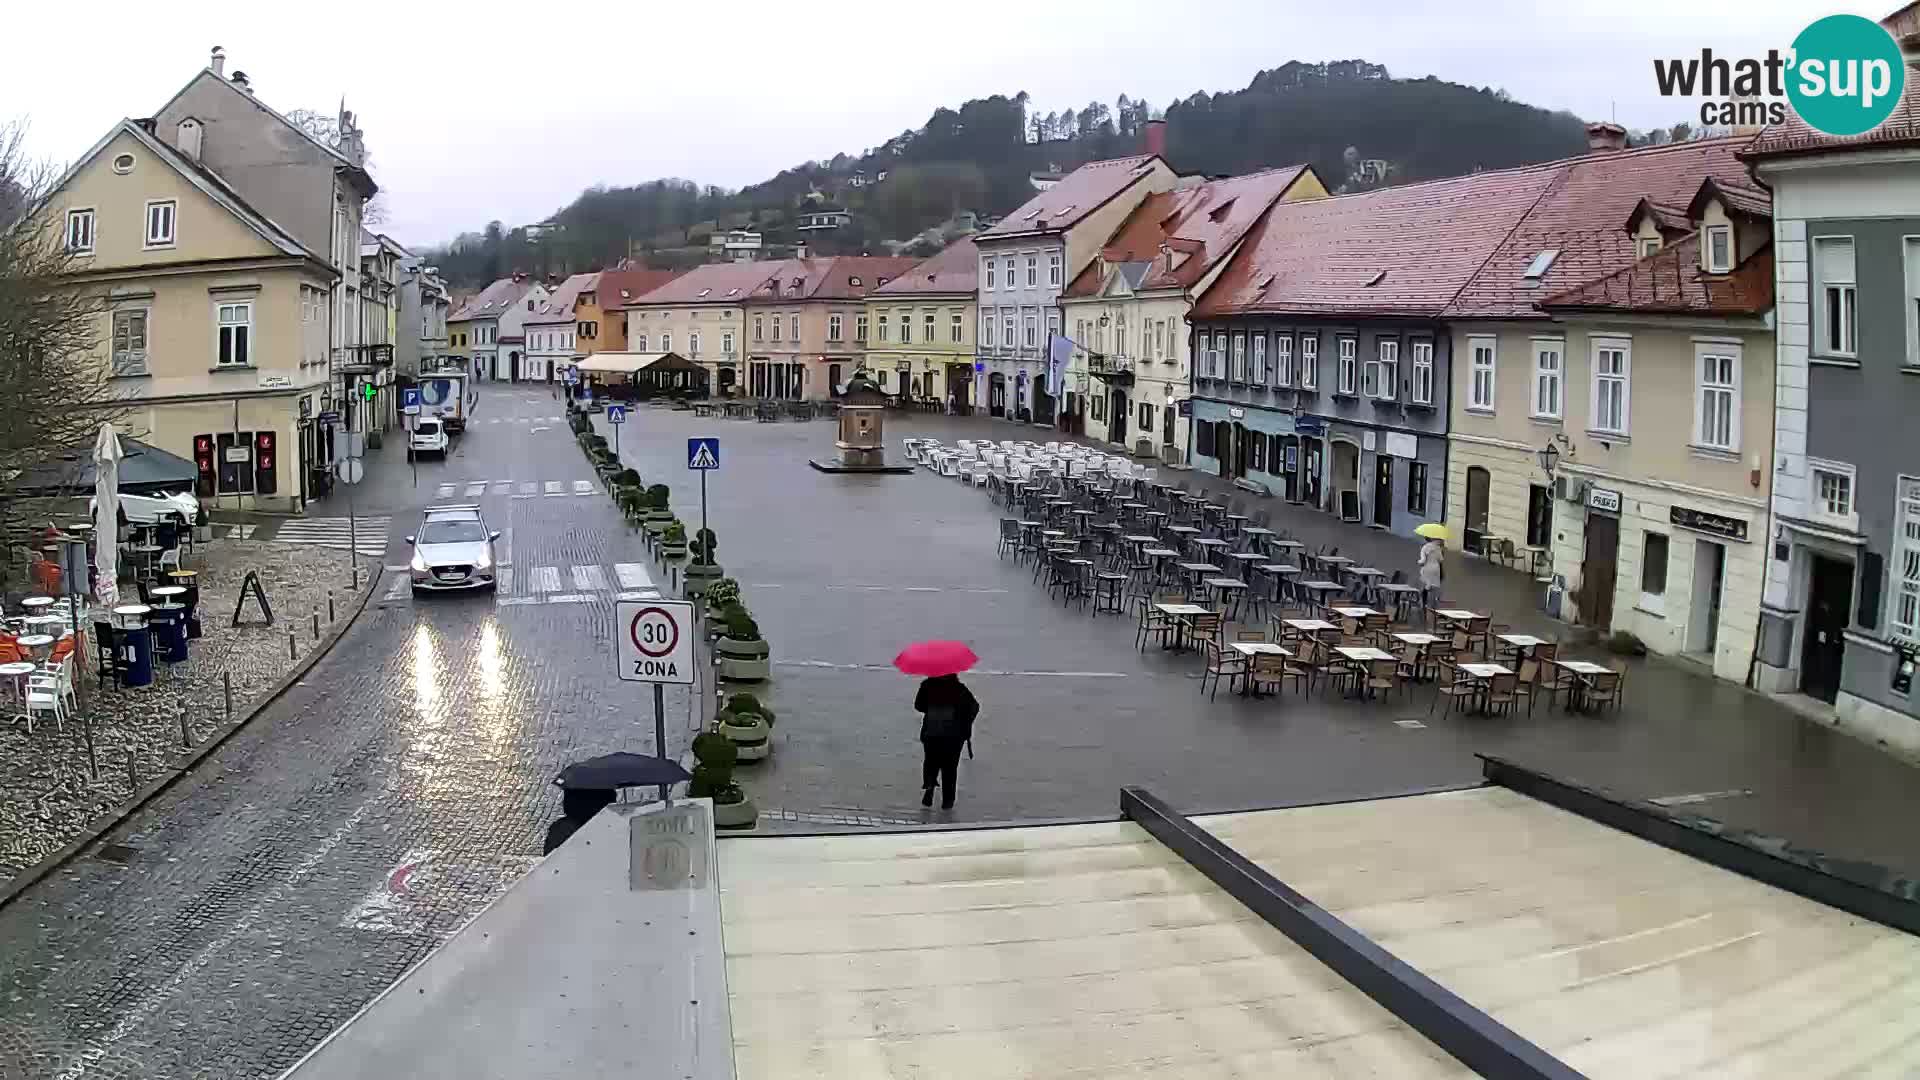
254, 431, 277, 495
193, 434, 215, 497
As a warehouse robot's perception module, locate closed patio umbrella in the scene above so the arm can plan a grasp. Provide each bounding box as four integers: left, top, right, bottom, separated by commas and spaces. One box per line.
92, 423, 123, 609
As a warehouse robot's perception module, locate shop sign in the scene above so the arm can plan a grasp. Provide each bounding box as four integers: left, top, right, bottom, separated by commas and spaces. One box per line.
1227, 407, 1245, 419
1670, 505, 1749, 542
1587, 486, 1622, 513
1383, 431, 1418, 459
1293, 415, 1325, 435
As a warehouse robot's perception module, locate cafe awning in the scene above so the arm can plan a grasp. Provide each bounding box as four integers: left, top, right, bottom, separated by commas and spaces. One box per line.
575, 351, 699, 375
8, 437, 199, 497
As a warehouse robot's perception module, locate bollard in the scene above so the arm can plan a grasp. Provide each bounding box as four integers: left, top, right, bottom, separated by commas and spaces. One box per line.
289, 631, 298, 662
179, 709, 191, 749
224, 671, 233, 720
312, 607, 321, 641
328, 592, 336, 622
126, 750, 137, 791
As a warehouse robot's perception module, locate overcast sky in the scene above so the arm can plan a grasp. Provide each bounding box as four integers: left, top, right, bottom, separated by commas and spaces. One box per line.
7, 0, 1830, 251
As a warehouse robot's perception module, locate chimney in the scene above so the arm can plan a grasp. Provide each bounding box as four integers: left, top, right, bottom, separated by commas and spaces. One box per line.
1586, 121, 1628, 153
209, 46, 226, 77
794, 239, 809, 261
230, 70, 252, 94
1142, 118, 1167, 158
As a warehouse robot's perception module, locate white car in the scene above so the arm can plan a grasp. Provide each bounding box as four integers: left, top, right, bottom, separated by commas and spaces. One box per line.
90, 489, 199, 526
411, 418, 449, 457
407, 505, 499, 593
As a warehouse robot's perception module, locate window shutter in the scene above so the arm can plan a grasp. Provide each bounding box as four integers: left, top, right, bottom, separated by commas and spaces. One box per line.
1815, 237, 1855, 282
1857, 550, 1884, 630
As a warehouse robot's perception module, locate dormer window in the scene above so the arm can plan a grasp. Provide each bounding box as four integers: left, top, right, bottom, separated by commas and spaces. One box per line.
1705, 225, 1733, 273
1207, 198, 1236, 223
849, 276, 862, 286
1639, 236, 1662, 258
696, 288, 711, 298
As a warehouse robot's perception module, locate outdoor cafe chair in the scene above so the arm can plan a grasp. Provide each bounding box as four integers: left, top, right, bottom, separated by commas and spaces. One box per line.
1581, 667, 1625, 711
1513, 659, 1544, 714
1186, 610, 1225, 652
1485, 673, 1521, 716
1199, 637, 1247, 700
996, 518, 1020, 560
1364, 658, 1400, 702
1429, 662, 1477, 718
24, 673, 65, 733
1093, 571, 1129, 616
1246, 653, 1291, 697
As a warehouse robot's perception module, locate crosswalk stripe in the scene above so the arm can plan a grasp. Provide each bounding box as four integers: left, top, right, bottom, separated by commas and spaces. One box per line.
436, 483, 454, 498
381, 572, 408, 601
572, 480, 595, 496
519, 481, 537, 496
493, 481, 513, 495
497, 566, 513, 594
497, 527, 511, 567
613, 563, 652, 589
543, 481, 564, 497
572, 565, 606, 591
532, 566, 561, 592
465, 481, 487, 497
272, 516, 391, 555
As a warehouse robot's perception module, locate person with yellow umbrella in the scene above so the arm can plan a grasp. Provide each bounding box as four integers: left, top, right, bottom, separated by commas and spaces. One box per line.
1414, 522, 1447, 612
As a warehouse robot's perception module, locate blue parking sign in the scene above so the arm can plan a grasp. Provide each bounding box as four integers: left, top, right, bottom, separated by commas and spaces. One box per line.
686, 438, 720, 470
607, 405, 627, 425
401, 387, 421, 415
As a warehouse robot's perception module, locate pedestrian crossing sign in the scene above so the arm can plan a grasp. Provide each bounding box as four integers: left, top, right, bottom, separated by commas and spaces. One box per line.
607, 404, 627, 425
687, 438, 720, 471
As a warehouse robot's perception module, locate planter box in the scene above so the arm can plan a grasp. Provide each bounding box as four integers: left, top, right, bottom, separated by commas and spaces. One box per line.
684, 563, 723, 597
717, 636, 770, 682
643, 520, 670, 536
661, 542, 688, 560
720, 714, 771, 761
713, 795, 758, 830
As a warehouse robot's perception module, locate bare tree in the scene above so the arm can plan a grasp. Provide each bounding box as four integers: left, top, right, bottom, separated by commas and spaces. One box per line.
284, 108, 387, 226
0, 120, 127, 520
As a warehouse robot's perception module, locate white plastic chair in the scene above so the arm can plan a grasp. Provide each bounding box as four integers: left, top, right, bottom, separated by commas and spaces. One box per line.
25, 674, 65, 733
39, 653, 75, 713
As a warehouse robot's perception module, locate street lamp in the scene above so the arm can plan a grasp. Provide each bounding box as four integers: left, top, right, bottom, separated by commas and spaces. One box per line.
1537, 441, 1560, 476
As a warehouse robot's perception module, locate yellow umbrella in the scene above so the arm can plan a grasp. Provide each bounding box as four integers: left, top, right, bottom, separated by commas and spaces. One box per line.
1414, 522, 1448, 540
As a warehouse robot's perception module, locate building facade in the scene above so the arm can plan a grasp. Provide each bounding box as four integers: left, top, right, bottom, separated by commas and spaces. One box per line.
522, 273, 598, 382
865, 239, 979, 407
396, 256, 450, 379
743, 256, 916, 400
447, 274, 548, 382
973, 142, 1177, 423
619, 261, 773, 395
1748, 72, 1920, 750
587, 267, 684, 354
1060, 165, 1325, 463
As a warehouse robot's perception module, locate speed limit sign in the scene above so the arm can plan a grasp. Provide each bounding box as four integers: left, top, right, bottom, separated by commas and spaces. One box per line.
615, 599, 694, 684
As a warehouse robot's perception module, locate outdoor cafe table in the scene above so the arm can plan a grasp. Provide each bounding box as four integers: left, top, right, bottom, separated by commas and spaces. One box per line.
1376, 582, 1423, 619
1496, 633, 1549, 662
1330, 606, 1379, 620
1334, 645, 1396, 699
1392, 632, 1440, 647
1204, 578, 1248, 617
1226, 551, 1265, 580
1434, 609, 1482, 624
15, 634, 54, 662
1, 661, 36, 725
1316, 554, 1355, 569
21, 596, 56, 612
1457, 662, 1513, 712
1154, 603, 1211, 652
1554, 659, 1613, 711
1228, 642, 1292, 697
1178, 562, 1223, 590
1280, 618, 1338, 641
110, 604, 151, 630
1297, 580, 1345, 605
1254, 563, 1299, 603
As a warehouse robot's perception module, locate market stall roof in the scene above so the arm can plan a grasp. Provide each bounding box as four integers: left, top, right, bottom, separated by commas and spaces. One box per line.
574, 350, 698, 374
8, 437, 198, 497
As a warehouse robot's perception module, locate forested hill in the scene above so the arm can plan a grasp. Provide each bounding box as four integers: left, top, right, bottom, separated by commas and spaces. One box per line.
424, 60, 1590, 289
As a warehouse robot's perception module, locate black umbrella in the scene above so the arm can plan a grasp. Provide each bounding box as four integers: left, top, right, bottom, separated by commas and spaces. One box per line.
554, 752, 690, 791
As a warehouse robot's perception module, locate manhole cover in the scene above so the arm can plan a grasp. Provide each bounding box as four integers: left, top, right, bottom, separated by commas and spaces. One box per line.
93, 843, 141, 865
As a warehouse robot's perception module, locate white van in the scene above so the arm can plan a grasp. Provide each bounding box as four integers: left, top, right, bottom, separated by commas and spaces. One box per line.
411, 418, 449, 457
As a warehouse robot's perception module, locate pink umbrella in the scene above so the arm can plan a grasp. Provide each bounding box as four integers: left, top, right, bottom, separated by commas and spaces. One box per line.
893, 640, 979, 678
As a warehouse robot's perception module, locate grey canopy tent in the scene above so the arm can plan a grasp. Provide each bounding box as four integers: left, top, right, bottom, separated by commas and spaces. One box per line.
8, 437, 199, 498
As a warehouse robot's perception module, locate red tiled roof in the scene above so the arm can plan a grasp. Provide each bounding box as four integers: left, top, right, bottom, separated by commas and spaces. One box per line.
1539, 232, 1773, 316
450, 276, 538, 322
525, 272, 600, 325
1443, 136, 1763, 319
1194, 165, 1564, 319
1687, 176, 1770, 220
1742, 63, 1920, 159
746, 255, 919, 303
596, 267, 684, 308
872, 238, 981, 296
1064, 165, 1314, 299
621, 261, 789, 307
977, 154, 1166, 239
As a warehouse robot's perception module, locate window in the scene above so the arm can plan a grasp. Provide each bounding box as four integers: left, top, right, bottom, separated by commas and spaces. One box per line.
877, 369, 889, 389
1641, 532, 1670, 613
1814, 237, 1857, 357
902, 312, 916, 344
876, 314, 889, 343
924, 311, 935, 342
1894, 478, 1920, 643
1407, 461, 1428, 515
1531, 339, 1563, 419
1336, 337, 1357, 394
1003, 315, 1015, 347
1139, 401, 1154, 432
1046, 310, 1060, 350
1274, 334, 1293, 386
1907, 238, 1920, 367
1115, 321, 1127, 359
1639, 236, 1662, 258
984, 258, 996, 289
1026, 255, 1038, 286
980, 312, 992, 346
722, 331, 734, 354
689, 331, 700, 356
1024, 314, 1037, 348
1366, 339, 1398, 399
856, 315, 869, 342
1205, 333, 1223, 379
754, 315, 764, 341
144, 199, 177, 247
950, 312, 962, 342
1195, 419, 1214, 457
790, 315, 799, 341
1810, 460, 1856, 528
112, 153, 136, 174
1299, 335, 1318, 389
1153, 320, 1166, 362
65, 208, 95, 253
1048, 253, 1062, 286
1090, 392, 1105, 421
635, 334, 647, 352
1591, 338, 1630, 434
1694, 344, 1740, 451
1251, 334, 1267, 384
1230, 333, 1246, 382
1468, 336, 1496, 410
827, 314, 842, 341
216, 302, 252, 366
111, 308, 149, 375
1251, 431, 1267, 472
771, 316, 782, 343
1705, 225, 1732, 273
1410, 340, 1433, 405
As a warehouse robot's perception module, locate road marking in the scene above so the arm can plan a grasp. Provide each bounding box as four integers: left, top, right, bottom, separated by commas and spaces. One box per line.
531, 426, 550, 433
50, 799, 376, 1080
775, 660, 1126, 678
613, 563, 653, 589
616, 590, 661, 601
385, 564, 408, 573
498, 596, 540, 606
543, 481, 564, 497
436, 483, 454, 498
572, 564, 607, 591
519, 481, 537, 496
235, 524, 256, 539
545, 592, 592, 604
497, 566, 513, 594
493, 481, 513, 495
531, 566, 561, 593
465, 481, 487, 497
380, 572, 407, 601
572, 479, 595, 496
270, 516, 391, 557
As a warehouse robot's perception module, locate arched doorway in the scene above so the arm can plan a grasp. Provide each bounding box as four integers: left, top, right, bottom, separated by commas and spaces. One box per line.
1465, 466, 1491, 553
1331, 439, 1361, 520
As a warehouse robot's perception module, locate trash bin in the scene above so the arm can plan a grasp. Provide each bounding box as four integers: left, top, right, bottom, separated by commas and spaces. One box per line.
122, 626, 154, 687
151, 605, 189, 663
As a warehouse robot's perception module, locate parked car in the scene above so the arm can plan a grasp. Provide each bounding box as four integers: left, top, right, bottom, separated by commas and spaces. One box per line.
406, 505, 499, 593
411, 418, 449, 458
89, 489, 199, 526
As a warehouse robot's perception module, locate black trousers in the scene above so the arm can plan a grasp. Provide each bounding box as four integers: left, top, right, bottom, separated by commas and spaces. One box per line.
921, 736, 966, 804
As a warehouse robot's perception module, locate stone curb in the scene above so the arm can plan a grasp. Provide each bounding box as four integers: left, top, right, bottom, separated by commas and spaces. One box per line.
0, 564, 382, 912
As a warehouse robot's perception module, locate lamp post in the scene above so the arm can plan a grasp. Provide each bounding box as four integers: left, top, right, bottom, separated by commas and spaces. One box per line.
1536, 441, 1560, 477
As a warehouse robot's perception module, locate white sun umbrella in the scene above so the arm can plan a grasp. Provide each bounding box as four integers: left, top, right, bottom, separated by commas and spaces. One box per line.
92, 422, 123, 610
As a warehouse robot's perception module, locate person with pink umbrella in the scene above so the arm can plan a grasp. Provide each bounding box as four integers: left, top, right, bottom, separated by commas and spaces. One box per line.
895, 640, 981, 809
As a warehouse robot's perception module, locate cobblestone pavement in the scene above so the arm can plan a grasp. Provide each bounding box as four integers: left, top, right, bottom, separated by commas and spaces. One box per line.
0, 386, 704, 1079
0, 538, 355, 883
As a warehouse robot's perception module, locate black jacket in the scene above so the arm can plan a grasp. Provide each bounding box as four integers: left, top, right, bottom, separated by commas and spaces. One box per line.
915, 675, 979, 740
